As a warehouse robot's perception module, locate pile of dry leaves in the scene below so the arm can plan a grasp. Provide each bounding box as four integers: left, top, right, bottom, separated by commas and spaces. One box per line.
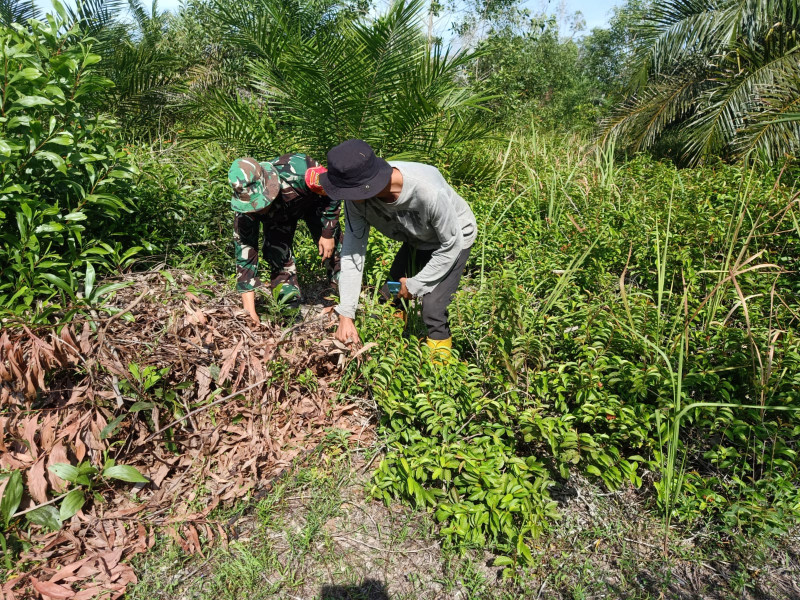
0, 271, 372, 599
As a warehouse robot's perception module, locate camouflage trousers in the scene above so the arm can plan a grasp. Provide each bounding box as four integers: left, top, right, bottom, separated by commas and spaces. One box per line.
262, 204, 341, 308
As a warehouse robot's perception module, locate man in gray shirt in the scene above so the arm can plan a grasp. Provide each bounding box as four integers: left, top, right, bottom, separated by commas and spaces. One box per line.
320, 139, 477, 360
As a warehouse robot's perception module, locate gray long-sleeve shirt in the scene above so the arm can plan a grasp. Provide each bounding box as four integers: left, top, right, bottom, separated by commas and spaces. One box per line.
335, 161, 477, 319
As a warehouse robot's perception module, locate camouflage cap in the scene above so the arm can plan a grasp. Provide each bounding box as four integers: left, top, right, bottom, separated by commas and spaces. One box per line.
228, 157, 281, 213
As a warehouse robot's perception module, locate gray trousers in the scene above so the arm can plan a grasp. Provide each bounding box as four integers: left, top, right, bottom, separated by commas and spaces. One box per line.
380, 243, 472, 340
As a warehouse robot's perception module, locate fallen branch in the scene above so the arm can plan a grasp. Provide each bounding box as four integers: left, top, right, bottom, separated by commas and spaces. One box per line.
12, 492, 70, 519
360, 444, 386, 474
623, 537, 660, 550
97, 289, 152, 345
144, 378, 269, 443
333, 535, 438, 554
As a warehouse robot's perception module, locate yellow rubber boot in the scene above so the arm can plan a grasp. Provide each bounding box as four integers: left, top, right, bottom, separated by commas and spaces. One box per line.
425, 337, 452, 365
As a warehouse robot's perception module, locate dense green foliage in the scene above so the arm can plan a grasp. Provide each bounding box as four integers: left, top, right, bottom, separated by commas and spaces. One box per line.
2, 0, 800, 581
472, 15, 599, 129
0, 0, 40, 25
190, 0, 490, 159
0, 14, 138, 316
344, 135, 800, 567
602, 0, 800, 165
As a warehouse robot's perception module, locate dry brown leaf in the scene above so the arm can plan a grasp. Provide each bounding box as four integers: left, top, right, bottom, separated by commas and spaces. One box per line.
103, 504, 145, 519
111, 564, 137, 586
185, 524, 202, 556
99, 548, 123, 573
350, 341, 378, 361
165, 526, 189, 553
22, 416, 39, 460
87, 413, 107, 452
47, 442, 70, 493
72, 438, 86, 464
40, 414, 57, 454
149, 463, 171, 488
30, 578, 75, 599
27, 458, 50, 504
79, 322, 93, 355
71, 585, 105, 600
131, 523, 148, 554
5, 345, 26, 391
31, 347, 47, 391
1, 588, 19, 600
217, 338, 243, 384
195, 365, 212, 402
48, 558, 91, 584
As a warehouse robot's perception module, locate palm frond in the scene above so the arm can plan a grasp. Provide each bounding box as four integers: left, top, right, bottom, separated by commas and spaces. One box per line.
681, 47, 800, 164
605, 0, 800, 164
198, 0, 490, 160
601, 71, 702, 152
629, 0, 740, 89
734, 54, 800, 162
186, 90, 281, 155
0, 0, 39, 25
64, 0, 127, 39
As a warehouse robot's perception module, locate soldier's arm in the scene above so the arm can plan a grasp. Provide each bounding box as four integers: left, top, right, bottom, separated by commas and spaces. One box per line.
234, 212, 261, 324
320, 195, 341, 239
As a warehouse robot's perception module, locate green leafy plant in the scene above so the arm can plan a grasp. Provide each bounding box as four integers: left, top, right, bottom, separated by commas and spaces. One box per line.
0, 9, 139, 317
193, 0, 492, 159
341, 130, 800, 573
0, 458, 147, 559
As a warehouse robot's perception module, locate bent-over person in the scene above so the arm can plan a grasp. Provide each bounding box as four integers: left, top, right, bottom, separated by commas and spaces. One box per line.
229, 153, 341, 323
319, 139, 476, 362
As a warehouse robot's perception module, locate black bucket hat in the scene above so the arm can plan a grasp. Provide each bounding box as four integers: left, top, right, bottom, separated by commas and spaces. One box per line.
320, 139, 392, 201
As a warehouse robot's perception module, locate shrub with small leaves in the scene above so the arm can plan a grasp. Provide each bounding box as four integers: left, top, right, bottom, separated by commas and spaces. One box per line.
0, 12, 138, 317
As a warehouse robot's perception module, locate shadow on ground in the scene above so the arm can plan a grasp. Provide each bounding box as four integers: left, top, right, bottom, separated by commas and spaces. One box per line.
320, 578, 389, 599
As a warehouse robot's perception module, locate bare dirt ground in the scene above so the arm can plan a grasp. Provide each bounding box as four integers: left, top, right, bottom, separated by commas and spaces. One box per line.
127, 447, 800, 600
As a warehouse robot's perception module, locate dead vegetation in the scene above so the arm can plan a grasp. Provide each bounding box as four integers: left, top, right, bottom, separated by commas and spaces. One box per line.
0, 271, 372, 599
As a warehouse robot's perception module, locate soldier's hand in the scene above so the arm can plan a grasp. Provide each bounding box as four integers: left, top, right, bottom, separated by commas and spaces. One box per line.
318, 236, 335, 260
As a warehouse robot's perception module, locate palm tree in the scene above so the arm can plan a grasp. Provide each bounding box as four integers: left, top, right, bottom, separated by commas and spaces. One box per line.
0, 0, 39, 24
43, 0, 189, 137
102, 0, 187, 134
189, 0, 492, 160
600, 0, 800, 165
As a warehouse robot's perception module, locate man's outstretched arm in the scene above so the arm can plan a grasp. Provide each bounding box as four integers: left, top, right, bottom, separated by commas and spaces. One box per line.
335, 200, 370, 343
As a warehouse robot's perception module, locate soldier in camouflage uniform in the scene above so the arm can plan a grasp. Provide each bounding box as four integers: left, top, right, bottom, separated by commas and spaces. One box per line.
229, 153, 341, 323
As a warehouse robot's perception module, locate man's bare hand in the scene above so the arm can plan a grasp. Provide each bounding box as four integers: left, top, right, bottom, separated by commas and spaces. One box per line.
336, 314, 361, 345
398, 277, 413, 300
318, 237, 335, 260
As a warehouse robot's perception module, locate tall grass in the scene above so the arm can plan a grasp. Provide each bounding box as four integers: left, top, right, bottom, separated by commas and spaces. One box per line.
344, 128, 800, 564
475, 128, 800, 538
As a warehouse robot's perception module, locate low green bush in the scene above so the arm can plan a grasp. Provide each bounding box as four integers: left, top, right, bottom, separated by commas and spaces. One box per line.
0, 16, 140, 318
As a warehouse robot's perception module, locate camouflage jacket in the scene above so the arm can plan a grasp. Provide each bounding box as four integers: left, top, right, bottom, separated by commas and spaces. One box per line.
234, 153, 341, 293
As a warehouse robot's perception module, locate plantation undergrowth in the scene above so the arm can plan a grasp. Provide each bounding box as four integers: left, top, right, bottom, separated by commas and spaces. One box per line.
3, 2, 800, 597
4, 122, 800, 593
340, 133, 800, 570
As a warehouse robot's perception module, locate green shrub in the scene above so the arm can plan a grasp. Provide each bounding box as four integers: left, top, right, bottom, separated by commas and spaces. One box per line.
0, 14, 138, 317
344, 133, 800, 570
